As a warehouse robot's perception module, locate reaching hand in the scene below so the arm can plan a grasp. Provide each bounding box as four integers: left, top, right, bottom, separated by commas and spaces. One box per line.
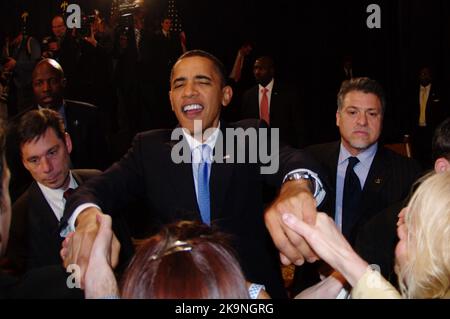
264, 180, 318, 266
84, 214, 119, 299
60, 207, 120, 288
282, 212, 368, 287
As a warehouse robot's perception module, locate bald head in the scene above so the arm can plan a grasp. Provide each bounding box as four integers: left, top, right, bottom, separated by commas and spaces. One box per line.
52, 15, 67, 38
32, 59, 65, 80
32, 59, 66, 109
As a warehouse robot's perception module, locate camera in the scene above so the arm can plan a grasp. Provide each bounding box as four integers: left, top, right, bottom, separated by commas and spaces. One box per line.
113, 0, 142, 34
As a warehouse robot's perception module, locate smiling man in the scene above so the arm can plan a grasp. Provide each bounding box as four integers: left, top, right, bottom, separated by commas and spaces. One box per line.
60, 50, 328, 298
291, 77, 421, 295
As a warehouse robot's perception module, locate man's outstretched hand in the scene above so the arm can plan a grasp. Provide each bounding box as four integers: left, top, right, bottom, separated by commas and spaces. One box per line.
265, 180, 319, 266
60, 207, 120, 289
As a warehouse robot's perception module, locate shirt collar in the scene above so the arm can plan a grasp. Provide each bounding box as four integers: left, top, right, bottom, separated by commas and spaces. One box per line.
259, 78, 274, 93
338, 142, 378, 169
37, 171, 78, 201
181, 122, 221, 154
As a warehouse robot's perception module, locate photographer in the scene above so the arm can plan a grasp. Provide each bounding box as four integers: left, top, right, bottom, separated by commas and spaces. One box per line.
1, 19, 41, 115
42, 15, 79, 99
75, 11, 116, 139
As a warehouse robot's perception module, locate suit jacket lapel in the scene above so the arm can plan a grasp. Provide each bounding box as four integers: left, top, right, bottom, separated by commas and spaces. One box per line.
249, 86, 260, 118
359, 148, 389, 220
270, 81, 280, 120
209, 122, 235, 221
325, 142, 340, 217
29, 182, 59, 232
166, 134, 201, 220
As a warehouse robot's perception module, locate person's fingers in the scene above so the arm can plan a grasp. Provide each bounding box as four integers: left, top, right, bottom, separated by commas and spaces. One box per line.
397, 207, 408, 226
279, 252, 291, 265
265, 208, 303, 265
282, 213, 313, 238
110, 234, 121, 269
282, 225, 317, 264
60, 247, 67, 260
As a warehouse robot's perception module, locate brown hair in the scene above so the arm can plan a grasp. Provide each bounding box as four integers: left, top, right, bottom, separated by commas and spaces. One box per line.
121, 221, 250, 298
16, 108, 65, 157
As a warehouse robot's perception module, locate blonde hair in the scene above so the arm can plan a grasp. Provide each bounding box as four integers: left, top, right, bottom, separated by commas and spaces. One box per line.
399, 172, 450, 298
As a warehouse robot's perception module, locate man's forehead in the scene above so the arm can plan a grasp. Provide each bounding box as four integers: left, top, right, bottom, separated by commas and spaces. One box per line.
173, 57, 216, 76
33, 65, 60, 79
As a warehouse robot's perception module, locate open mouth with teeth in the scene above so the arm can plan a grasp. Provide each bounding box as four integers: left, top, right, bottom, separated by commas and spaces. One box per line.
182, 104, 204, 118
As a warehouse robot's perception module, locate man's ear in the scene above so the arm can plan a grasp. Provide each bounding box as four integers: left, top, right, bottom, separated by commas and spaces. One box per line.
434, 157, 450, 173
61, 77, 67, 89
65, 132, 73, 154
221, 86, 233, 107
336, 111, 340, 127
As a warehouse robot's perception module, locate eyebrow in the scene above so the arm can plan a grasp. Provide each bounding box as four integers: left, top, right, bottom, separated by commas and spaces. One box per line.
25, 145, 59, 162
172, 74, 213, 85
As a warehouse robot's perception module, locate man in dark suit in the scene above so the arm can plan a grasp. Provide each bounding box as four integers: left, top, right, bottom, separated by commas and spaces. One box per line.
405, 65, 447, 169
291, 77, 421, 294
60, 50, 327, 298
6, 109, 104, 272
241, 56, 307, 148
6, 58, 109, 201
7, 109, 131, 281
0, 117, 85, 299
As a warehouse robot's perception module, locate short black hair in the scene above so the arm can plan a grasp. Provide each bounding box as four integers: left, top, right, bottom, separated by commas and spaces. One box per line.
171, 50, 227, 87
17, 109, 65, 156
432, 117, 450, 162
337, 77, 386, 114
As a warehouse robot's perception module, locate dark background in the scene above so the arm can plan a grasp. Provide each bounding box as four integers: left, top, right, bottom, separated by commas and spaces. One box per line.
1, 0, 449, 142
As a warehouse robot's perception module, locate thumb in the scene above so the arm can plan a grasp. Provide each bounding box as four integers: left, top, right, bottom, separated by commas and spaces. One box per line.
282, 213, 313, 238
93, 214, 113, 255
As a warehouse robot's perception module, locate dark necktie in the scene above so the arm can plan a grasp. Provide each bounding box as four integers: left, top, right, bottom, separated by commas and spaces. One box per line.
63, 188, 75, 201
342, 156, 361, 241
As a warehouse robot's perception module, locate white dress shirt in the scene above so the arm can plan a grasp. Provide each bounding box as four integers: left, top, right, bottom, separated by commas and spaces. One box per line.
37, 172, 78, 222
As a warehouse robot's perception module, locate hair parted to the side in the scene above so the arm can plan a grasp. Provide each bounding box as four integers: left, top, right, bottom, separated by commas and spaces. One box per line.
337, 77, 386, 114
399, 172, 450, 299
120, 220, 250, 299
16, 108, 66, 156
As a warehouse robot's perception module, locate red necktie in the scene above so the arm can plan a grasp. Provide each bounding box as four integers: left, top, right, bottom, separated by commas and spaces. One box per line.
260, 87, 270, 125
63, 188, 75, 201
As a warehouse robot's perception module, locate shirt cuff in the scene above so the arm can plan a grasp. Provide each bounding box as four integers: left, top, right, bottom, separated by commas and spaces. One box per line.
59, 203, 102, 237
283, 169, 326, 206
248, 283, 266, 299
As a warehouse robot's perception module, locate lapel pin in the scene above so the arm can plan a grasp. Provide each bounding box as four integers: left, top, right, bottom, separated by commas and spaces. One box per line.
374, 178, 382, 184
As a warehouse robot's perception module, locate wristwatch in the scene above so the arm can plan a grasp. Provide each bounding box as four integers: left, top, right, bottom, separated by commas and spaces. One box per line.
283, 171, 321, 198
